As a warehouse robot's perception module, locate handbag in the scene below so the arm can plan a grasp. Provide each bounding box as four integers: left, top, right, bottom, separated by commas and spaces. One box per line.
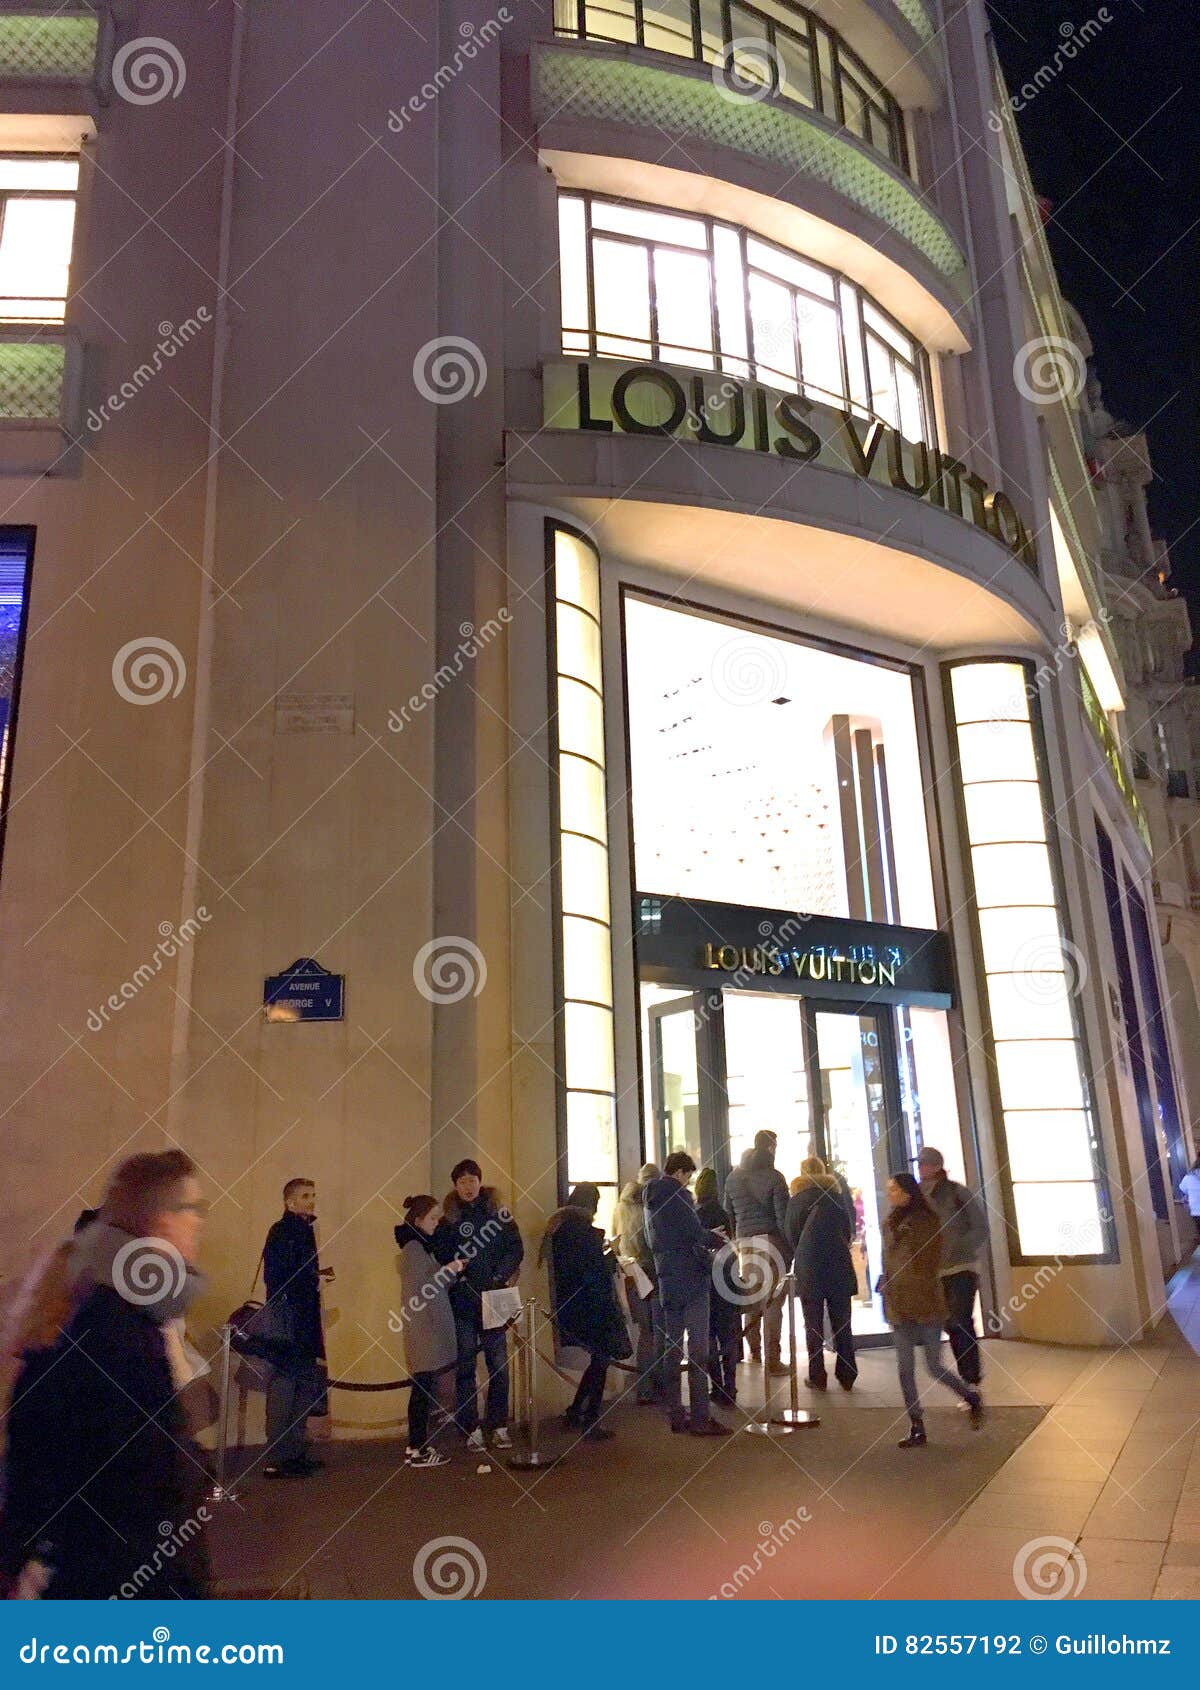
227, 1254, 297, 1365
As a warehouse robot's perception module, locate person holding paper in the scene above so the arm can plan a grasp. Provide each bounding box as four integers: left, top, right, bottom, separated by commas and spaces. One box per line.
615, 1162, 664, 1404
433, 1158, 524, 1455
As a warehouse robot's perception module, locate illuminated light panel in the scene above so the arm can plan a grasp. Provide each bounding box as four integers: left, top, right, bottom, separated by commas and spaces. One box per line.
551, 527, 618, 1196
949, 660, 1108, 1260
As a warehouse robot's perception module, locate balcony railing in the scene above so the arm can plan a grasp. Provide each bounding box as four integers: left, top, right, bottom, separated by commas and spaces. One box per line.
552, 0, 911, 177
0, 8, 101, 85
1079, 663, 1151, 850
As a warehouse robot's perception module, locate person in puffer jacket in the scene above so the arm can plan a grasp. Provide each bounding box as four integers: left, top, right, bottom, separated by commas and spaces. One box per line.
723, 1131, 790, 1374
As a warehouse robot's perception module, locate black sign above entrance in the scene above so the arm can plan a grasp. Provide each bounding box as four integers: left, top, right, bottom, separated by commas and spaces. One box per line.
634, 895, 955, 1009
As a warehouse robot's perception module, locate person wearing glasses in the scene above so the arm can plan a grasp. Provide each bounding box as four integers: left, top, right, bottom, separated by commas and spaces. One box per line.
0, 1150, 211, 1598
262, 1178, 334, 1479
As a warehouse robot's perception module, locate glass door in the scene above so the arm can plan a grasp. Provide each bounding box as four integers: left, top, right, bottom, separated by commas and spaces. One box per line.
807, 1005, 906, 1336
648, 994, 705, 1171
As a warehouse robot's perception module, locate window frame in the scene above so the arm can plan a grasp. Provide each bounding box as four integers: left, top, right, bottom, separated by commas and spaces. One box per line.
0, 153, 80, 327
560, 190, 937, 444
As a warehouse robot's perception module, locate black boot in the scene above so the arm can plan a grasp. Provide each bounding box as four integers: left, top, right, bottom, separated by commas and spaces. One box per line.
898, 1419, 927, 1448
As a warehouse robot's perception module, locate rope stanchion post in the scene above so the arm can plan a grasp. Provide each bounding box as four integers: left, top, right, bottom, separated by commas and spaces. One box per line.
208, 1322, 240, 1503
507, 1297, 552, 1470
746, 1272, 820, 1436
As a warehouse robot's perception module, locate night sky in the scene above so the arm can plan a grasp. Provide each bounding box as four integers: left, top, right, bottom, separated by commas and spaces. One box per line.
987, 0, 1200, 658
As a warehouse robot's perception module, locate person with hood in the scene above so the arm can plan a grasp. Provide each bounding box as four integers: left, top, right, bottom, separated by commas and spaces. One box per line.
0, 1151, 210, 1598
645, 1152, 731, 1436
881, 1173, 983, 1447
433, 1157, 524, 1454
541, 1183, 631, 1439
394, 1194, 466, 1468
917, 1145, 989, 1391
785, 1156, 858, 1392
262, 1177, 331, 1478
723, 1129, 790, 1374
615, 1162, 663, 1404
694, 1167, 743, 1408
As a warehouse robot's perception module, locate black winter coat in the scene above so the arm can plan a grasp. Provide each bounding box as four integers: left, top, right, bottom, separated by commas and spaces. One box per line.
645, 1177, 719, 1305
696, 1198, 743, 1341
2, 1286, 210, 1598
785, 1179, 857, 1303
263, 1209, 325, 1360
543, 1206, 631, 1360
433, 1188, 524, 1322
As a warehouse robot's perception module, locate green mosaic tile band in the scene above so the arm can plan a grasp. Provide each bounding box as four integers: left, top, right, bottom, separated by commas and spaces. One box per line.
0, 14, 99, 81
0, 341, 65, 422
538, 49, 966, 286
889, 0, 936, 47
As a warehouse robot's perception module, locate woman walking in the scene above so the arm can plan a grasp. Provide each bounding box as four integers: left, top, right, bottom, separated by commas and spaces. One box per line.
541, 1183, 631, 1439
785, 1156, 858, 1392
394, 1195, 464, 1468
881, 1173, 983, 1447
695, 1167, 742, 1407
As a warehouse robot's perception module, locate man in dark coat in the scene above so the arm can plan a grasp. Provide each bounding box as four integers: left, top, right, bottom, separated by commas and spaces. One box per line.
432, 1158, 524, 1452
1, 1150, 211, 1598
262, 1177, 331, 1477
541, 1183, 631, 1438
785, 1159, 858, 1392
644, 1152, 731, 1437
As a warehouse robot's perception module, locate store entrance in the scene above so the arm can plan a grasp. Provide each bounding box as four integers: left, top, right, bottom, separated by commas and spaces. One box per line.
644, 985, 906, 1336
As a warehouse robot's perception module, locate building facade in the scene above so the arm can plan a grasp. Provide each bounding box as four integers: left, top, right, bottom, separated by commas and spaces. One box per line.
0, 0, 1191, 1420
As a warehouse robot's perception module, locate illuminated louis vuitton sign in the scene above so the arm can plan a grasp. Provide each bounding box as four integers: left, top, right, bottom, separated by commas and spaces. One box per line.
544, 360, 1040, 574
702, 942, 900, 987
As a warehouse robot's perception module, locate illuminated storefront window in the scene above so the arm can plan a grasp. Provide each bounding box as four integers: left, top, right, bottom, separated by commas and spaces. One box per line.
559, 193, 935, 442
0, 158, 79, 324
548, 525, 618, 1205
0, 528, 33, 863
947, 660, 1112, 1261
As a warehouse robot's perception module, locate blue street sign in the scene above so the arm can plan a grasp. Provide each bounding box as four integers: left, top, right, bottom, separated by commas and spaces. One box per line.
263, 957, 344, 1023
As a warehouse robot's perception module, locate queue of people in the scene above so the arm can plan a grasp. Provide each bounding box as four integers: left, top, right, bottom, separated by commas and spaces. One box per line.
0, 1133, 994, 1596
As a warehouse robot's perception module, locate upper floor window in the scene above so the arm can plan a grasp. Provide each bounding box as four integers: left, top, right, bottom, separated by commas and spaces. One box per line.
0, 157, 79, 326
559, 192, 935, 443
552, 0, 911, 176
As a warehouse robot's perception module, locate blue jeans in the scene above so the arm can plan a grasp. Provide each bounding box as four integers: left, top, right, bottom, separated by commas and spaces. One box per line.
662, 1291, 711, 1427
894, 1321, 975, 1420
454, 1315, 509, 1434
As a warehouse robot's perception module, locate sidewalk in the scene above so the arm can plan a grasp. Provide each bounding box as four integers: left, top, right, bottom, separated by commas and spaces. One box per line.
209, 1261, 1200, 1601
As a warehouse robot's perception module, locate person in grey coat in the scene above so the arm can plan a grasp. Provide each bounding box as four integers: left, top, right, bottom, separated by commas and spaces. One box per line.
615, 1162, 664, 1404
917, 1147, 989, 1390
723, 1130, 790, 1374
394, 1195, 465, 1468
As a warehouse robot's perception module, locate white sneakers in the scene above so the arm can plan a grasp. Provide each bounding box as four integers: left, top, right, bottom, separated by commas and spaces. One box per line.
466, 1428, 485, 1452
405, 1446, 450, 1469
491, 1426, 513, 1449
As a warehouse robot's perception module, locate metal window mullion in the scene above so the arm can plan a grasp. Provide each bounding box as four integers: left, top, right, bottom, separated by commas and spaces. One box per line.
633, 0, 645, 47
583, 194, 598, 359
703, 217, 722, 372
